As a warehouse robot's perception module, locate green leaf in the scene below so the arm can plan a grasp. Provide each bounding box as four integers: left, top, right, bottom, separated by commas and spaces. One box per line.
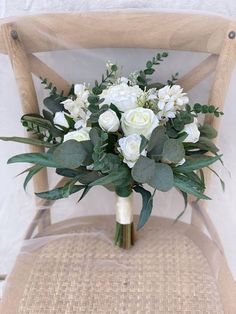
53, 140, 93, 169
36, 184, 85, 200
78, 185, 92, 202
131, 156, 155, 183
134, 185, 153, 230
199, 124, 217, 139
115, 184, 132, 197
56, 168, 84, 178
147, 163, 174, 192
147, 126, 169, 156
24, 165, 44, 190
207, 167, 225, 191
174, 173, 211, 200
140, 135, 148, 153
0, 136, 55, 148
8, 152, 61, 168
89, 166, 130, 188
174, 191, 188, 222
162, 139, 185, 163
43, 94, 66, 113
175, 155, 222, 173
197, 137, 219, 154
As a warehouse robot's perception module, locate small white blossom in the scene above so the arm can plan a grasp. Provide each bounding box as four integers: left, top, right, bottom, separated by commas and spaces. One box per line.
118, 134, 146, 168
157, 85, 189, 120
61, 84, 90, 125
53, 111, 69, 129
98, 109, 120, 132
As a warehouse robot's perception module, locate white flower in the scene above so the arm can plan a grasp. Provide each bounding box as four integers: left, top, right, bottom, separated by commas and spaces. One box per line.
121, 107, 159, 139
53, 111, 69, 129
98, 109, 120, 132
117, 77, 129, 84
61, 84, 89, 121
157, 85, 189, 120
175, 158, 186, 166
183, 118, 200, 143
118, 134, 146, 168
63, 127, 91, 142
100, 83, 143, 112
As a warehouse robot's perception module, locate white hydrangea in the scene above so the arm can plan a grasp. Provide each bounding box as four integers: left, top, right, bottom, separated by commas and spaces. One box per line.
100, 83, 144, 112
157, 85, 189, 120
183, 118, 200, 143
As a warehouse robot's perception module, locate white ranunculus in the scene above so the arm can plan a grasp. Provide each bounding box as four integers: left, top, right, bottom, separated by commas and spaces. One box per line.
118, 134, 146, 168
53, 111, 69, 129
98, 109, 120, 132
121, 107, 159, 139
183, 118, 200, 143
100, 83, 143, 112
63, 127, 91, 142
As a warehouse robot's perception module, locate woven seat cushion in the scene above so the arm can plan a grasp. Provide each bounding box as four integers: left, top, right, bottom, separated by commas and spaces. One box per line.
1, 216, 225, 314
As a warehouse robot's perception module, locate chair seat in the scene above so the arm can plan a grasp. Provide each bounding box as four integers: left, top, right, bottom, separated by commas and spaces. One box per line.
1, 216, 225, 313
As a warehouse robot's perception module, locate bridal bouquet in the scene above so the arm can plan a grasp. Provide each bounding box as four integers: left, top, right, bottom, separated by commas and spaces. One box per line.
1, 52, 223, 248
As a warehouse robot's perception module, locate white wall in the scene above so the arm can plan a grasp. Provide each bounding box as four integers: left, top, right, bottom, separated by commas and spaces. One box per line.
0, 1, 236, 295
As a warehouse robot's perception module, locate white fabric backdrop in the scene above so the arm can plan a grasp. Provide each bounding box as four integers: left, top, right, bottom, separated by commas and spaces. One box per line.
0, 1, 236, 296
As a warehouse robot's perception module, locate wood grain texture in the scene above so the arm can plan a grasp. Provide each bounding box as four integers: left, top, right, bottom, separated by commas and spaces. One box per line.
29, 54, 71, 94
0, 11, 231, 54
1, 23, 51, 231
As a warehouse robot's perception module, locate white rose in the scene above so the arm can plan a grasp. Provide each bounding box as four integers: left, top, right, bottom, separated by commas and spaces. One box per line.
183, 118, 200, 143
118, 134, 146, 168
100, 83, 143, 112
53, 111, 69, 129
121, 107, 159, 139
63, 127, 91, 142
98, 109, 120, 132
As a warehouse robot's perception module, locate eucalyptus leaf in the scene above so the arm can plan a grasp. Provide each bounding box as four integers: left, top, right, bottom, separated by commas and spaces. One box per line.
162, 139, 185, 163
147, 126, 168, 155
36, 184, 85, 200
134, 185, 153, 230
147, 163, 174, 192
175, 155, 222, 173
53, 140, 93, 169
0, 136, 55, 148
174, 173, 211, 200
24, 165, 44, 190
197, 137, 219, 154
199, 124, 217, 139
131, 156, 155, 183
8, 152, 61, 168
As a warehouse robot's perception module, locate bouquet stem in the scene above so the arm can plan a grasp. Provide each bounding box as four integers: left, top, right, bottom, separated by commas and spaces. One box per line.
114, 195, 135, 249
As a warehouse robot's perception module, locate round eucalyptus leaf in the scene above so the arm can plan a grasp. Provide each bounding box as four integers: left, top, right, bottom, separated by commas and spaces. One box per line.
131, 156, 155, 183
162, 139, 185, 163
147, 163, 174, 192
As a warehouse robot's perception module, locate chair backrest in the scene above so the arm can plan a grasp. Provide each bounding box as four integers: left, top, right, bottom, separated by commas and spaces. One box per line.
0, 11, 236, 236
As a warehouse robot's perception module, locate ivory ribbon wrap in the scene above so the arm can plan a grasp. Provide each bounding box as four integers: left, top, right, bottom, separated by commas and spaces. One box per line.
116, 195, 133, 224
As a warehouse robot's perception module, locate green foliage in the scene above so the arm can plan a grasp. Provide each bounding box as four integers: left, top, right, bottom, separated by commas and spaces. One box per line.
7, 152, 61, 168
192, 103, 223, 117
167, 72, 179, 86
0, 136, 55, 148
36, 183, 85, 200
132, 156, 174, 192
175, 155, 222, 173
21, 114, 64, 143
174, 173, 210, 200
147, 126, 169, 158
162, 139, 185, 163
23, 165, 44, 190
137, 52, 169, 88
53, 140, 93, 169
196, 137, 219, 154
134, 185, 154, 230
199, 124, 217, 139
147, 163, 174, 192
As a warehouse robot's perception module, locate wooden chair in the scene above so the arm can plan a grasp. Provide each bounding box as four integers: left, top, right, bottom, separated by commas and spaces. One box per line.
0, 11, 236, 313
